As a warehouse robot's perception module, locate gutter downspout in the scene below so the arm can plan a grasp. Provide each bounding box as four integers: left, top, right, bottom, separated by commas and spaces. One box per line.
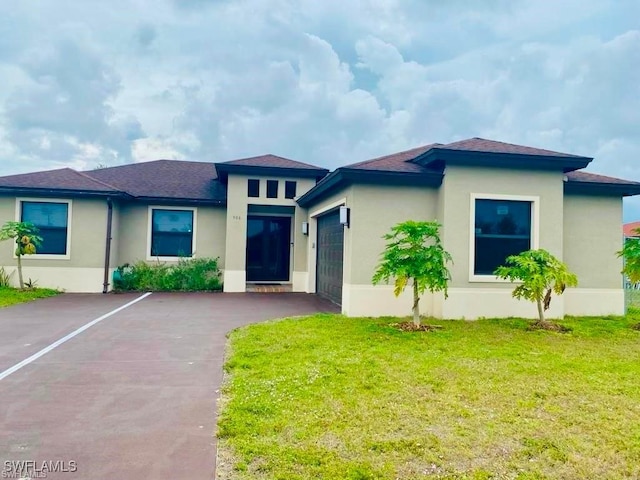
103, 198, 114, 294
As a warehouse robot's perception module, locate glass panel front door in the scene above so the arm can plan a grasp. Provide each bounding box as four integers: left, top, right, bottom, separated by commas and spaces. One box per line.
246, 216, 291, 281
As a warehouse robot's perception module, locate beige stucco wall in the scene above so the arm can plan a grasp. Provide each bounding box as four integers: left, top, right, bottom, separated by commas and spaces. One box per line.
316, 166, 572, 319
349, 184, 438, 284
0, 195, 111, 292
223, 174, 317, 292
116, 202, 227, 265
342, 184, 439, 316
563, 194, 623, 288
562, 194, 624, 316
439, 165, 565, 288
435, 165, 565, 318
304, 183, 440, 316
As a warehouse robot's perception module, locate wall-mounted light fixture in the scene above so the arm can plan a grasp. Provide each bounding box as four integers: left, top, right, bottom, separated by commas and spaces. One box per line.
339, 206, 350, 228
301, 221, 309, 236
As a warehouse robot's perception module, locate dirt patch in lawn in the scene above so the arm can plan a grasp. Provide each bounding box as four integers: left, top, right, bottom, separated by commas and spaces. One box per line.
391, 322, 443, 332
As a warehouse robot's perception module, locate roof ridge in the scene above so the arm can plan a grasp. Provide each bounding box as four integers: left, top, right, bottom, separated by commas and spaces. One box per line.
73, 169, 122, 191
345, 143, 441, 168
0, 167, 71, 179
220, 153, 325, 170
440, 137, 586, 158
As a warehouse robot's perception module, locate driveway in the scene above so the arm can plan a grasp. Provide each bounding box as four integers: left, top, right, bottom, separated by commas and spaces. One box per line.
0, 292, 338, 479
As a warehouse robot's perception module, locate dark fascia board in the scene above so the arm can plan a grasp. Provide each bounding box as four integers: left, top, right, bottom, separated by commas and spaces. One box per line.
0, 188, 227, 205
131, 196, 226, 206
297, 168, 443, 207
564, 181, 640, 197
0, 186, 130, 199
413, 148, 593, 173
215, 163, 329, 183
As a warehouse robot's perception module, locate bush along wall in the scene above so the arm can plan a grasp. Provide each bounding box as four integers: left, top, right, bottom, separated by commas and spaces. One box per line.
114, 257, 223, 292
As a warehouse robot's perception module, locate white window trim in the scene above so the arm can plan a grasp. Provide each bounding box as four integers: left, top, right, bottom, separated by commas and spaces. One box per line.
469, 193, 540, 283
146, 205, 198, 261
15, 197, 72, 260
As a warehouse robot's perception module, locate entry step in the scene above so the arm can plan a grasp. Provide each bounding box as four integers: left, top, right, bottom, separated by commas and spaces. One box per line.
246, 283, 293, 293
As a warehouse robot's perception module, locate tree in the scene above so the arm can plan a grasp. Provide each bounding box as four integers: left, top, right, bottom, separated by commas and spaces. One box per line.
0, 221, 42, 289
617, 228, 640, 285
372, 221, 452, 326
494, 249, 577, 326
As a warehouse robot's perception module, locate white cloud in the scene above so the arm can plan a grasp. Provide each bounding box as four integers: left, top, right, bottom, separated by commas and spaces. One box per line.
0, 0, 638, 220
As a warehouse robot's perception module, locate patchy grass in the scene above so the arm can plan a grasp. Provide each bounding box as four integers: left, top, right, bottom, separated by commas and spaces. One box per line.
218, 315, 640, 479
0, 287, 59, 308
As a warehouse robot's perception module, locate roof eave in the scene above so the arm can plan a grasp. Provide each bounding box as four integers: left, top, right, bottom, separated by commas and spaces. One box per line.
564, 181, 640, 197
297, 168, 443, 207
214, 163, 329, 183
0, 186, 129, 199
129, 196, 227, 206
415, 148, 592, 173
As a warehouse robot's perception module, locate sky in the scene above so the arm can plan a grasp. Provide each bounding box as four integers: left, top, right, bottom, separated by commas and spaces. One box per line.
0, 0, 639, 219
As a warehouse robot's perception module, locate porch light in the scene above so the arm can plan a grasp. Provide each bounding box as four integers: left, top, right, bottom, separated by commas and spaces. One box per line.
302, 221, 309, 236
339, 206, 350, 228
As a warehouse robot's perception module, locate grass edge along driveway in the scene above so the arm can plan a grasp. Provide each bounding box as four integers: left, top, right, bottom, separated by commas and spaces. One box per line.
0, 287, 59, 308
218, 314, 640, 480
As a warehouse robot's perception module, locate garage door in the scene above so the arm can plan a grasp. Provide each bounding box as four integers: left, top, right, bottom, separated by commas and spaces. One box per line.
316, 210, 344, 305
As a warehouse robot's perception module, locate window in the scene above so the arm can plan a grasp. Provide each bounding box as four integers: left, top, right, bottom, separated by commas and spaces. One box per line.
150, 209, 194, 257
248, 179, 260, 198
473, 198, 534, 276
21, 201, 69, 255
267, 180, 278, 198
285, 181, 297, 199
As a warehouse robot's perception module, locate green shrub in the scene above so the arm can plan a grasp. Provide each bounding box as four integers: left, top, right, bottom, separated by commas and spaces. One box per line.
114, 257, 223, 292
0, 267, 13, 288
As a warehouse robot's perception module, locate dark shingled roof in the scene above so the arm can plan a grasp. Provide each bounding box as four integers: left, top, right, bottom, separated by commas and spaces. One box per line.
0, 168, 120, 193
438, 137, 588, 158
220, 154, 324, 170
1, 140, 638, 202
565, 170, 640, 186
344, 144, 441, 173
87, 160, 225, 202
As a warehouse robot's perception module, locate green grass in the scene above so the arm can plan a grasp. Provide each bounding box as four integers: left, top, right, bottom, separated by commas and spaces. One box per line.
218, 315, 640, 479
0, 287, 59, 307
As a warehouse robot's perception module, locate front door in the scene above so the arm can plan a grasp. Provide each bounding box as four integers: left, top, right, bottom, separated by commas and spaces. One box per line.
246, 216, 292, 282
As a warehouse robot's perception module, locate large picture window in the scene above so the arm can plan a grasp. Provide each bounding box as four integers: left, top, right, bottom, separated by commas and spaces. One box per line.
21, 201, 69, 255
150, 209, 194, 257
473, 198, 533, 276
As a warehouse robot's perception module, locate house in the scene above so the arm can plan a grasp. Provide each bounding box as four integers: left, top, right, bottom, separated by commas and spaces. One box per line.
623, 221, 640, 238
1, 138, 639, 319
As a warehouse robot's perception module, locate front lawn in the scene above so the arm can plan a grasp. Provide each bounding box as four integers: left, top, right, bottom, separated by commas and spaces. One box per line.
0, 287, 59, 308
218, 315, 640, 479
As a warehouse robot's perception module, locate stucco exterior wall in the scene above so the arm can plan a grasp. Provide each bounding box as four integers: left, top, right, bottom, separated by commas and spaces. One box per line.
435, 165, 565, 319
223, 174, 317, 292
340, 184, 440, 317
0, 195, 111, 292
563, 194, 624, 315
116, 202, 227, 265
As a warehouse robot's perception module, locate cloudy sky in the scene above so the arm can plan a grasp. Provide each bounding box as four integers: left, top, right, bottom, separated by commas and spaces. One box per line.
0, 0, 639, 218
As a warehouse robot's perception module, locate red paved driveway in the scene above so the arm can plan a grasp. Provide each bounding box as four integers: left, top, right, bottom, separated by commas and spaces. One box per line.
0, 292, 338, 479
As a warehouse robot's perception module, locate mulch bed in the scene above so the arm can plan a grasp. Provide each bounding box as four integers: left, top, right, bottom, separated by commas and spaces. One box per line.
527, 321, 572, 333
391, 322, 443, 332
